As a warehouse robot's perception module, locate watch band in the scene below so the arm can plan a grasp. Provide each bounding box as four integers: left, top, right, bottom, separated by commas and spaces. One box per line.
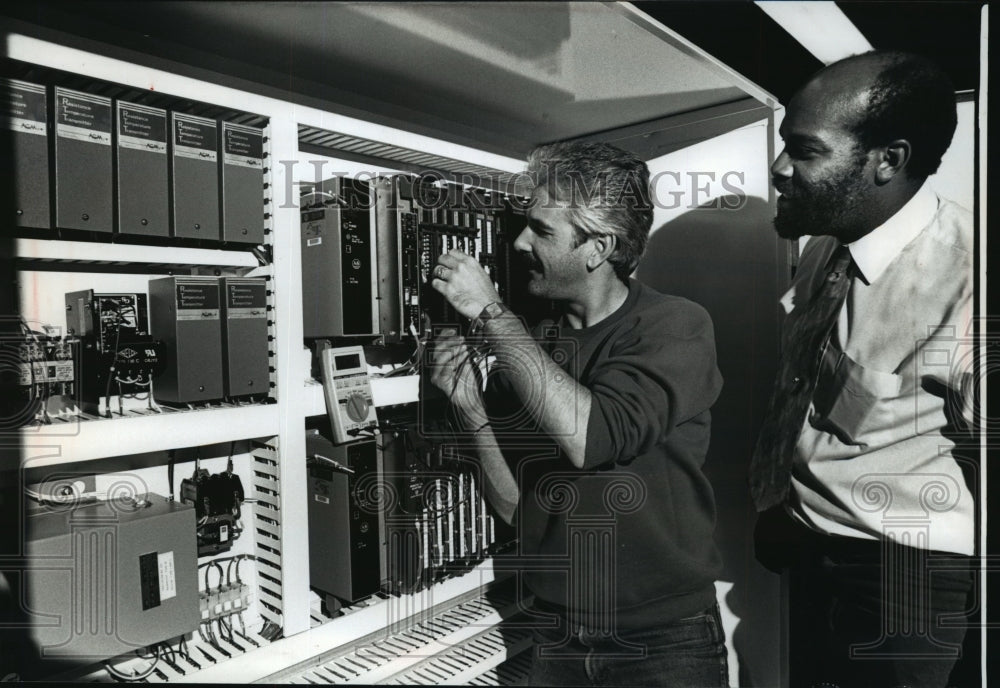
470, 301, 510, 334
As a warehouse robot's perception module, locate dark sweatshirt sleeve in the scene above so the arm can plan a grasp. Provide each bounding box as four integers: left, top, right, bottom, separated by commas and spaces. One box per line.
582, 301, 723, 470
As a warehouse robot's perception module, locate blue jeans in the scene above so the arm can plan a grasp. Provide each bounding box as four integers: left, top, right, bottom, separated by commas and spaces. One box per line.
525, 603, 729, 687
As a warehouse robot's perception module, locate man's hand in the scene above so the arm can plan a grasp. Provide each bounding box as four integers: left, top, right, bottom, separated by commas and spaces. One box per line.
428, 331, 487, 426
430, 249, 502, 320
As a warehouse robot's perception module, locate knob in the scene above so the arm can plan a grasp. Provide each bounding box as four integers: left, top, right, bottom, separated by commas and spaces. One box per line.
345, 393, 369, 422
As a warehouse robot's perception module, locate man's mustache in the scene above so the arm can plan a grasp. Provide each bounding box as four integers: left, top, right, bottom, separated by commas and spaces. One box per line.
772, 179, 794, 197
516, 252, 542, 270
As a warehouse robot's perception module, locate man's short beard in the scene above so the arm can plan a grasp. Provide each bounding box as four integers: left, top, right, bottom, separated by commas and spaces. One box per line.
773, 170, 868, 241
773, 204, 808, 239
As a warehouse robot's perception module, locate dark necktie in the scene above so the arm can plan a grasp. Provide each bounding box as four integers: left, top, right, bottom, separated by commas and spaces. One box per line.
750, 244, 855, 512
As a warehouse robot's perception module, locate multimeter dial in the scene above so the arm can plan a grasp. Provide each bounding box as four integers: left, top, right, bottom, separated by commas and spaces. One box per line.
345, 392, 370, 422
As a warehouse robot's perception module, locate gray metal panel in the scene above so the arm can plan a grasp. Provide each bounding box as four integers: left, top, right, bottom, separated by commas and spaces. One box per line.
308, 467, 354, 600
300, 207, 345, 338
116, 103, 169, 237
149, 276, 224, 403
170, 113, 220, 240
373, 177, 406, 343
117, 146, 169, 237
171, 155, 219, 239
24, 495, 199, 663
306, 438, 380, 602
1, 78, 50, 228
220, 277, 269, 397
54, 137, 113, 232
53, 88, 113, 233
221, 163, 265, 244
6, 127, 51, 229
220, 121, 265, 244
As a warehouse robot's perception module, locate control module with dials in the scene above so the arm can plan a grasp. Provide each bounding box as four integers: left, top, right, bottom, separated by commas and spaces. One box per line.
320, 345, 379, 444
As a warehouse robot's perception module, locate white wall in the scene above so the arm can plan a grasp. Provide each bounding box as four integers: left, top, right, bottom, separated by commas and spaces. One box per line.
928, 99, 975, 210
648, 120, 773, 231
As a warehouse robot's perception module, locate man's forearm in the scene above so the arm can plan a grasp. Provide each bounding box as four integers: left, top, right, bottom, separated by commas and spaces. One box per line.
482, 314, 591, 468
467, 426, 518, 525
451, 403, 519, 524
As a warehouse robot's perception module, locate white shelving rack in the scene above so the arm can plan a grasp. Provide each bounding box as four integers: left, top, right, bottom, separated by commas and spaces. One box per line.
4, 22, 523, 676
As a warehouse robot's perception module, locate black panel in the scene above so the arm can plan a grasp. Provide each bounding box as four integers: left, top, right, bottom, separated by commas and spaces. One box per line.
634, 1, 982, 104
633, 1, 824, 104
138, 551, 161, 611
837, 1, 982, 92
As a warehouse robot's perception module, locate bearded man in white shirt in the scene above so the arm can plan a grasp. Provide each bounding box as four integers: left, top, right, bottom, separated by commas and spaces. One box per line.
750, 51, 976, 688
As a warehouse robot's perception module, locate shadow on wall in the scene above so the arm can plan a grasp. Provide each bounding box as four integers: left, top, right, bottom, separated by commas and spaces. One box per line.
636, 194, 783, 688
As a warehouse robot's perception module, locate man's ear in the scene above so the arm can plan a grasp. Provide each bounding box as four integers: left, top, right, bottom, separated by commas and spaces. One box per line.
875, 139, 912, 184
587, 234, 617, 271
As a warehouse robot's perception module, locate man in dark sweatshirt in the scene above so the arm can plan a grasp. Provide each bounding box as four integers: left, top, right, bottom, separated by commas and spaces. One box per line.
428, 140, 727, 687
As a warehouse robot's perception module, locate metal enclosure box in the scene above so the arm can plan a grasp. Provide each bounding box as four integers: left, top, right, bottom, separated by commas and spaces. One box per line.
0, 78, 50, 228
115, 102, 169, 237
300, 178, 376, 338
24, 494, 199, 664
219, 276, 269, 397
170, 113, 219, 240
149, 276, 224, 403
378, 432, 427, 594
306, 434, 381, 603
53, 87, 113, 232
372, 176, 413, 343
219, 121, 265, 245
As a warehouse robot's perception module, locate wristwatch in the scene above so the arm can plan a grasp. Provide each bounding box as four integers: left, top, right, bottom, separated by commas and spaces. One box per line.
470, 301, 510, 335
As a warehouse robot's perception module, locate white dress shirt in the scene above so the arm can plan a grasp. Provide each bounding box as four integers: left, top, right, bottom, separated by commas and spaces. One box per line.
781, 183, 976, 555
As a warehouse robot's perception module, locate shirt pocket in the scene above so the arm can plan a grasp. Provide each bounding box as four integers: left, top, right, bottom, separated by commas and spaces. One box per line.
810, 346, 903, 448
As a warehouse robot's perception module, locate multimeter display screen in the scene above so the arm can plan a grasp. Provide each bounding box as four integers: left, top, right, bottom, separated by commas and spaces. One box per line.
334, 353, 361, 370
